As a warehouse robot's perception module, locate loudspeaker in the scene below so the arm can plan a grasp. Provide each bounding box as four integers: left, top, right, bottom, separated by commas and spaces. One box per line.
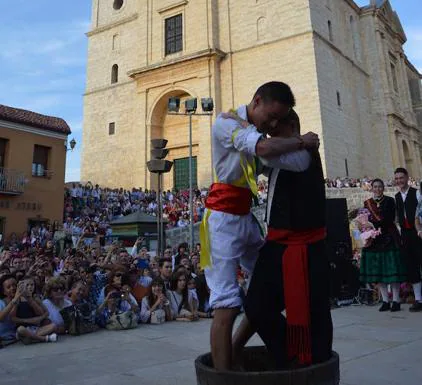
325, 199, 358, 302
325, 198, 352, 263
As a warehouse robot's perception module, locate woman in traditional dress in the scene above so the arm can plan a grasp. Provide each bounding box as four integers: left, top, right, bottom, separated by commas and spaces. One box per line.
360, 179, 407, 312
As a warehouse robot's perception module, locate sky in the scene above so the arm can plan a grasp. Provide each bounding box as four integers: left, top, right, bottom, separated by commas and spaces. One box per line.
0, 0, 421, 183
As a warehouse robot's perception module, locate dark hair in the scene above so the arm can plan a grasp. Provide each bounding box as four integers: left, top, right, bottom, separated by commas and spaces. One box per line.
0, 274, 16, 299
420, 181, 422, 193
170, 270, 190, 311
178, 243, 188, 253
394, 167, 408, 176
278, 108, 301, 134
253, 81, 296, 108
159, 258, 172, 268
371, 178, 384, 187
147, 277, 166, 307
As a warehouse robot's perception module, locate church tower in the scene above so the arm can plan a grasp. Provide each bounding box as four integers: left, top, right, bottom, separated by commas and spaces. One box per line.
82, 0, 422, 189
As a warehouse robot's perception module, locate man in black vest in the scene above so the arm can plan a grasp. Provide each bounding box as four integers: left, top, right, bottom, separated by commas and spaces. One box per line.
244, 111, 333, 369
394, 167, 422, 312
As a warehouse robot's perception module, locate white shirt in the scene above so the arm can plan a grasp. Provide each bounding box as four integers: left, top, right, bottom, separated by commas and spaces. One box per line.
43, 298, 72, 326
400, 187, 421, 203
212, 105, 310, 188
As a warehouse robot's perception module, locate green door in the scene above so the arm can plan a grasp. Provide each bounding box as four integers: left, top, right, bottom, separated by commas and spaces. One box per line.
174, 157, 197, 190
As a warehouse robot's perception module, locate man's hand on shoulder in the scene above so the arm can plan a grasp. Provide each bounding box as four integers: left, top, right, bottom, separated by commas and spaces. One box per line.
220, 111, 250, 129
301, 132, 320, 150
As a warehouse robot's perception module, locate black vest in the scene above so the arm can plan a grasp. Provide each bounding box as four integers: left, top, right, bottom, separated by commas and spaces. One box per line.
267, 151, 326, 230
395, 187, 418, 228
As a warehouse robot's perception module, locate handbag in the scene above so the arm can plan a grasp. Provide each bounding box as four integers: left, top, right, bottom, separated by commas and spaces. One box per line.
150, 309, 166, 324
106, 311, 138, 330
60, 303, 98, 336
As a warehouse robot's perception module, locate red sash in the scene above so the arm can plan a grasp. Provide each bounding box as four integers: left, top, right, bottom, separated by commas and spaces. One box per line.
205, 183, 252, 216
403, 219, 413, 230
267, 227, 326, 365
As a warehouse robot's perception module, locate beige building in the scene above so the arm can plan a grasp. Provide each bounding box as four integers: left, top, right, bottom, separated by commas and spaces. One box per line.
82, 0, 422, 190
0, 105, 71, 240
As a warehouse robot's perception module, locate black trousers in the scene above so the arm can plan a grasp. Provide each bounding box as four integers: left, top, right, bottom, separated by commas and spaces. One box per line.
245, 240, 333, 369
401, 229, 422, 283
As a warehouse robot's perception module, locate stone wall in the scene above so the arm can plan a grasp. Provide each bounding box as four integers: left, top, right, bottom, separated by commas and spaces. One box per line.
326, 187, 396, 210
164, 187, 398, 247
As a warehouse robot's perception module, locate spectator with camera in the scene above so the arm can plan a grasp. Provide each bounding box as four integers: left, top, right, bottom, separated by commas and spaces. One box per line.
0, 274, 20, 346
12, 277, 57, 344
140, 277, 172, 324
96, 285, 138, 330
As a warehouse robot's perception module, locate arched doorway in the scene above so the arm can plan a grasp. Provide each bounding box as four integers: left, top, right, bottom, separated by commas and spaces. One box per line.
149, 89, 199, 191
402, 140, 414, 176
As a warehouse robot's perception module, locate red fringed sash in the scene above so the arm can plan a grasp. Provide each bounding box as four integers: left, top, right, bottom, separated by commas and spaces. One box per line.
267, 227, 326, 365
205, 183, 252, 215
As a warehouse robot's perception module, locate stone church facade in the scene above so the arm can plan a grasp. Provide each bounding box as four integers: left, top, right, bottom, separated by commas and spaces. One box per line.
81, 0, 422, 189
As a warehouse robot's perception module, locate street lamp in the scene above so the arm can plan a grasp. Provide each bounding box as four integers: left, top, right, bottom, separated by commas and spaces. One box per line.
167, 96, 214, 252
65, 138, 77, 152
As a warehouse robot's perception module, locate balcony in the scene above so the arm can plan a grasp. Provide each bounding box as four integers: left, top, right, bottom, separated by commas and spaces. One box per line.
0, 167, 25, 195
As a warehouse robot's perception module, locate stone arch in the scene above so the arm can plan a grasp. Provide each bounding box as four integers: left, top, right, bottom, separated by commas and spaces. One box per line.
148, 88, 200, 190
402, 140, 414, 176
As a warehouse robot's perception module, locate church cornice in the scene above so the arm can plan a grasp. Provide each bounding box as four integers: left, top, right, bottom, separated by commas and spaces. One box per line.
312, 32, 370, 78
404, 57, 422, 79
387, 112, 418, 131
157, 0, 189, 14
86, 13, 139, 37
127, 48, 226, 78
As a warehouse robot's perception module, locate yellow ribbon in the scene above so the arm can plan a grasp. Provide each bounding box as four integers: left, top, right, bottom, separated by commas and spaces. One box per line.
199, 209, 212, 269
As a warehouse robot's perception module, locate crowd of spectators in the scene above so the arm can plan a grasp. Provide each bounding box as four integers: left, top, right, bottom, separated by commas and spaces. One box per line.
325, 176, 420, 190
63, 182, 208, 230
0, 232, 232, 348
3, 174, 421, 347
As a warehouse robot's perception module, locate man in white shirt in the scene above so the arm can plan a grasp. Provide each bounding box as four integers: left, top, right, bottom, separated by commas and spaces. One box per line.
394, 167, 422, 312
200, 82, 319, 370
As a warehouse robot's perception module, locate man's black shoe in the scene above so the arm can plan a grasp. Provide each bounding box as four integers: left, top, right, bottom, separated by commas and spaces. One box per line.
409, 302, 422, 312
390, 302, 401, 312
379, 302, 390, 312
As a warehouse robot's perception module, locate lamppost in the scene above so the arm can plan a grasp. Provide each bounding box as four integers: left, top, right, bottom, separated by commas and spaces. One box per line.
167, 97, 214, 251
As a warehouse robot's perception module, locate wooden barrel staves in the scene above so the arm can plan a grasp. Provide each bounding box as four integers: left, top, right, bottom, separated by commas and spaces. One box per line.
195, 347, 340, 385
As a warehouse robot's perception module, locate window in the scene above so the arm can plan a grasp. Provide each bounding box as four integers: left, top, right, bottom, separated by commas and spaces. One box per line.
328, 20, 333, 42
113, 0, 124, 10
109, 122, 116, 135
257, 17, 266, 41
165, 14, 183, 56
336, 91, 341, 107
391, 63, 399, 93
0, 138, 7, 168
32, 145, 50, 177
111, 64, 119, 84
174, 156, 197, 190
112, 34, 119, 50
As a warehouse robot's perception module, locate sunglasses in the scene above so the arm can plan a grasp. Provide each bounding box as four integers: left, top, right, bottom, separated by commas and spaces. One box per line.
52, 286, 64, 292
114, 273, 123, 278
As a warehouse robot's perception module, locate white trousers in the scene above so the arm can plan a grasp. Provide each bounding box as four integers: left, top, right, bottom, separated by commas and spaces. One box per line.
204, 209, 264, 309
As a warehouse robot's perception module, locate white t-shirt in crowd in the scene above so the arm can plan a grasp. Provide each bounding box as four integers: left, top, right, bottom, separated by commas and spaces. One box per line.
42, 298, 72, 326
